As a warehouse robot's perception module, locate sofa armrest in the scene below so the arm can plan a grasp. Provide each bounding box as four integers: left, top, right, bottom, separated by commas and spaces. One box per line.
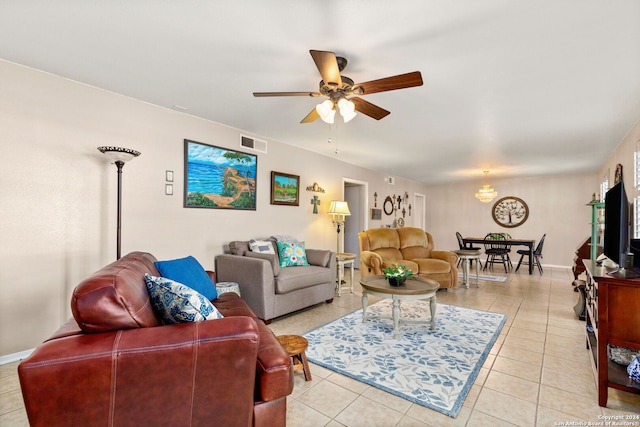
215, 254, 276, 320
245, 251, 280, 276
306, 249, 332, 267
431, 250, 458, 266
19, 317, 261, 427
206, 270, 217, 283
360, 250, 383, 275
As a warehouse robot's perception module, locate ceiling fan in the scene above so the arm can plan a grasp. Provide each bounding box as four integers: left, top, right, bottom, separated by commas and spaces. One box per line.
253, 50, 423, 124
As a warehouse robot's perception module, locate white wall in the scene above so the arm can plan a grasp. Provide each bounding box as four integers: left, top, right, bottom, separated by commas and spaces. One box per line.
599, 117, 640, 237
0, 60, 429, 355
600, 117, 640, 189
0, 59, 615, 357
425, 174, 597, 267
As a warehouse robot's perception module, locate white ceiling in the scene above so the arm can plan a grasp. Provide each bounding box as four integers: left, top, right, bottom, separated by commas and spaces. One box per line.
2, 1, 640, 184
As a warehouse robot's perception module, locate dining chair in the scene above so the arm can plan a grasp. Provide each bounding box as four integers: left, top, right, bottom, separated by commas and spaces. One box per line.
483, 233, 511, 272
516, 234, 546, 274
456, 232, 481, 249
455, 232, 482, 268
501, 232, 514, 270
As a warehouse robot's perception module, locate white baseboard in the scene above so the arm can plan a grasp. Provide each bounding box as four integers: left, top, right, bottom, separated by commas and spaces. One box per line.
543, 264, 572, 270
0, 349, 34, 365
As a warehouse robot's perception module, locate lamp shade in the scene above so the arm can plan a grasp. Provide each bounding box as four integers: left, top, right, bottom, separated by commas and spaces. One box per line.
316, 100, 335, 124
338, 98, 357, 123
98, 146, 141, 163
328, 200, 351, 216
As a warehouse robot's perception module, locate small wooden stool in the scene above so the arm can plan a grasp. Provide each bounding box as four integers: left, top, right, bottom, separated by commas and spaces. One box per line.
277, 334, 312, 381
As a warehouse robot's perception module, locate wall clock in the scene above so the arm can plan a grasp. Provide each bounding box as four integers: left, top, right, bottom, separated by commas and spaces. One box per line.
492, 196, 529, 228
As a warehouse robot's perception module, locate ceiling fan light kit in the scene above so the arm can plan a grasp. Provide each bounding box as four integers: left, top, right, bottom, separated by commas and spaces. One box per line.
316, 99, 336, 123
338, 98, 356, 123
253, 50, 423, 124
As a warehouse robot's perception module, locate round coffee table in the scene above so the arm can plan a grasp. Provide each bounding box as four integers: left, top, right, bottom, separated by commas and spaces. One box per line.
360, 275, 439, 338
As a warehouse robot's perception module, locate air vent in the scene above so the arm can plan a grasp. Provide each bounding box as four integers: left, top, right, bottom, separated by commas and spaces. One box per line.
240, 135, 267, 153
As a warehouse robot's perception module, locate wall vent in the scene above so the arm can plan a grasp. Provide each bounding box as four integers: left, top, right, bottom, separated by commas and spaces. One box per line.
240, 135, 267, 153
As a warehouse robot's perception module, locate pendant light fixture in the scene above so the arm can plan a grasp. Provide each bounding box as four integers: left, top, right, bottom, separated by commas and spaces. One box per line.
475, 170, 498, 203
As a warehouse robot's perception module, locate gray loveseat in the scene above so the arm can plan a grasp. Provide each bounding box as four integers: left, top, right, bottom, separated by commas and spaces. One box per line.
215, 240, 336, 322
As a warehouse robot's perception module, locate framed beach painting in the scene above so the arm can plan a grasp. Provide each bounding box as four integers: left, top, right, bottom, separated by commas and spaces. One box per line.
184, 139, 257, 210
270, 171, 300, 206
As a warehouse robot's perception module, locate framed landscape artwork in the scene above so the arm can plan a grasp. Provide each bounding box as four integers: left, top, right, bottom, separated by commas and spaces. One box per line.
183, 139, 257, 210
270, 171, 300, 206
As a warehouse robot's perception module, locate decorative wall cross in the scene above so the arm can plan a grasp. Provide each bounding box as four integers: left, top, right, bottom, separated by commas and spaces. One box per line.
310, 195, 320, 214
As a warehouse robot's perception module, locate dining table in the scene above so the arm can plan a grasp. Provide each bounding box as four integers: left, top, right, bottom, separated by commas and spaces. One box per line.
462, 236, 537, 274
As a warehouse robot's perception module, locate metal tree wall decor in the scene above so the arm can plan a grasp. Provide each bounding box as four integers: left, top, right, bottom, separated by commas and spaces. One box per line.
492, 196, 529, 228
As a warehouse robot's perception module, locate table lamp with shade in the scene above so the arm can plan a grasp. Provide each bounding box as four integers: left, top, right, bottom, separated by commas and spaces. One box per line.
328, 200, 351, 253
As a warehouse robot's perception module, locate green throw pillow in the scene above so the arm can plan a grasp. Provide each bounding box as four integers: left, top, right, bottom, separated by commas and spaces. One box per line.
276, 241, 310, 267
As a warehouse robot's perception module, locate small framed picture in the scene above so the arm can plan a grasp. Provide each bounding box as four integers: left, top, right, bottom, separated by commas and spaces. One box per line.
166, 170, 174, 182
270, 171, 300, 206
370, 208, 382, 220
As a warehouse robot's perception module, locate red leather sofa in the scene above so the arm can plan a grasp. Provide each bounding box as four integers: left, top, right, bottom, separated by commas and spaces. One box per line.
18, 252, 293, 427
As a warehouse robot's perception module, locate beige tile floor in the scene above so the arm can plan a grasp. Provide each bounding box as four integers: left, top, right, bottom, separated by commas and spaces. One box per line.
1, 267, 639, 426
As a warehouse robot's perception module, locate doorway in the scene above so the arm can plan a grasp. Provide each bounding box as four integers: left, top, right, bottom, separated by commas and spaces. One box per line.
343, 178, 368, 267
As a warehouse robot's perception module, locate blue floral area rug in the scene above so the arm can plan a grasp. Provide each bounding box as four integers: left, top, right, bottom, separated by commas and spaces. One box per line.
304, 300, 506, 418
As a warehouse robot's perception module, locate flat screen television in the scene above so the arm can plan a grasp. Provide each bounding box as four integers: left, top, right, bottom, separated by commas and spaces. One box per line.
604, 181, 630, 267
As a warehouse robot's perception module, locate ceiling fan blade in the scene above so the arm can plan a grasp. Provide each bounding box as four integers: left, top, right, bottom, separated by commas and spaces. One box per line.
253, 91, 321, 97
351, 97, 390, 120
310, 50, 342, 87
355, 71, 423, 95
300, 108, 320, 123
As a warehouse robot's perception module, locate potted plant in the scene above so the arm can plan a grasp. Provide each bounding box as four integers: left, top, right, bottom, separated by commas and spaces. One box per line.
382, 263, 414, 286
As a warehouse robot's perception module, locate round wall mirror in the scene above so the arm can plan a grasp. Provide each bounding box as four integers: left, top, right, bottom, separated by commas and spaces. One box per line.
383, 196, 394, 215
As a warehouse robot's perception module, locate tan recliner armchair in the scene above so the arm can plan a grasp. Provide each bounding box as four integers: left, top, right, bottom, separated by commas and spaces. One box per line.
359, 227, 458, 289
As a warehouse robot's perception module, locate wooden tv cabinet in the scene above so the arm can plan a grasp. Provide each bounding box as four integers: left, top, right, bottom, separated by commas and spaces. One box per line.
584, 260, 640, 407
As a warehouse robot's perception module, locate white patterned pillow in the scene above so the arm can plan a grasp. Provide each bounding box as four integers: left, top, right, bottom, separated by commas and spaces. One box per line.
249, 239, 276, 254
144, 274, 223, 324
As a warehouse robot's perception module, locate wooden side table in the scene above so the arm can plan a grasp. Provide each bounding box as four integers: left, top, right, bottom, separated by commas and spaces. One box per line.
336, 252, 356, 296
453, 249, 481, 288
277, 335, 312, 381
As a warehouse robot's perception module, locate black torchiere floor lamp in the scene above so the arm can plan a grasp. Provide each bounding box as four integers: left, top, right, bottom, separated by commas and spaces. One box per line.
98, 146, 141, 260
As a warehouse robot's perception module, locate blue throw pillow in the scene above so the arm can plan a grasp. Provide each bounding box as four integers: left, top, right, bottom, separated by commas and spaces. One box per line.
154, 256, 217, 300
144, 274, 224, 324
276, 241, 310, 267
